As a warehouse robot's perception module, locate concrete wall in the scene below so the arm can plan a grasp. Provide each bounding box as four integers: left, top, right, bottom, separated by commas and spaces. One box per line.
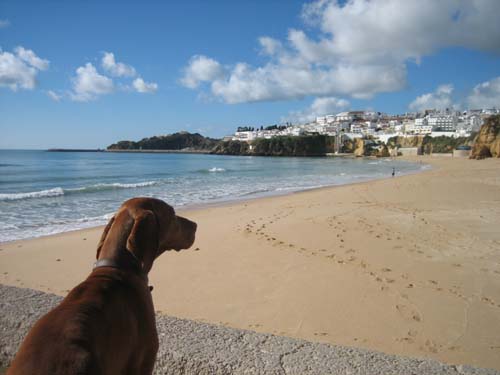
1, 285, 498, 375
398, 147, 420, 156
453, 149, 471, 158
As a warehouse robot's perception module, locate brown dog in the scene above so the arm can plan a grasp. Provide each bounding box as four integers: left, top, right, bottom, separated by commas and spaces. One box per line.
7, 197, 197, 375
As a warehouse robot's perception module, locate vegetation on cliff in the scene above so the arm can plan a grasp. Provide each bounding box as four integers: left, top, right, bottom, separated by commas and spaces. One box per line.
343, 138, 389, 157
470, 115, 500, 159
387, 134, 473, 154
211, 140, 250, 155
107, 132, 219, 151
212, 135, 336, 156
252, 135, 335, 156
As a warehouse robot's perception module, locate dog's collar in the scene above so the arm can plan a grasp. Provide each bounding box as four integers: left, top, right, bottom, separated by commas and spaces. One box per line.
93, 250, 150, 287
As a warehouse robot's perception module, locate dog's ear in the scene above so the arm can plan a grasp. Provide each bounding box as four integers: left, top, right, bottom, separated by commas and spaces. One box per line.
96, 215, 115, 260
126, 210, 158, 274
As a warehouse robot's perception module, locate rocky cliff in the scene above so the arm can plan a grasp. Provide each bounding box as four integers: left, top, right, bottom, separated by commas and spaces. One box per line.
212, 135, 337, 157
470, 115, 500, 159
107, 132, 219, 151
347, 138, 389, 157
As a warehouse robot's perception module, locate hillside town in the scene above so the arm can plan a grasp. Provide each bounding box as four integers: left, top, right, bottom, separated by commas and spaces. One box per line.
229, 109, 499, 145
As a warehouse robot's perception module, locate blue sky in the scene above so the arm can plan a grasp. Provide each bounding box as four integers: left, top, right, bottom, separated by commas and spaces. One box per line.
1, 0, 499, 149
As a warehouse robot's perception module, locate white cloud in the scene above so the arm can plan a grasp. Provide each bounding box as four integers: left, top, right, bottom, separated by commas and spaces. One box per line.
133, 77, 158, 93
467, 77, 500, 109
101, 52, 136, 77
409, 84, 456, 112
0, 47, 49, 91
70, 63, 114, 101
182, 0, 500, 104
209, 61, 405, 104
0, 19, 10, 28
14, 46, 49, 70
258, 37, 283, 56
180, 55, 225, 89
47, 90, 62, 101
284, 97, 350, 123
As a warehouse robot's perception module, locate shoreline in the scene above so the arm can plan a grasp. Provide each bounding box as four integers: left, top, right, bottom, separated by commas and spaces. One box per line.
1, 156, 499, 369
0, 156, 430, 245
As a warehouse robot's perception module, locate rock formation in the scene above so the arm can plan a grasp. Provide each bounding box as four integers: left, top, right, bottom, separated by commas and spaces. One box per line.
470, 115, 500, 159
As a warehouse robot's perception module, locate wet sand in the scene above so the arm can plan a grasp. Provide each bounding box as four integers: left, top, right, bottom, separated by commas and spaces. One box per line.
1, 156, 499, 369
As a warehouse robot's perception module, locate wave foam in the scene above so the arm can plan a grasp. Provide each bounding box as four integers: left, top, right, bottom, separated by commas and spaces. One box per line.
0, 181, 159, 202
67, 181, 158, 193
208, 167, 226, 172
0, 187, 64, 201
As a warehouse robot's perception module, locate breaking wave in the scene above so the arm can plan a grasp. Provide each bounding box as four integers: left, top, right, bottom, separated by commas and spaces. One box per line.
0, 187, 65, 201
0, 181, 159, 201
208, 167, 226, 172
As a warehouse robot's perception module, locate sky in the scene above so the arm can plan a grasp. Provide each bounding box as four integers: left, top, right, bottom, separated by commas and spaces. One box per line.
1, 0, 500, 149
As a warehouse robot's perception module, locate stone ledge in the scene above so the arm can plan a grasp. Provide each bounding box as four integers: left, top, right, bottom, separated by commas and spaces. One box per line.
1, 284, 498, 374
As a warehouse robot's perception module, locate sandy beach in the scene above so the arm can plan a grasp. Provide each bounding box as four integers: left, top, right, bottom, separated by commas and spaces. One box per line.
1, 156, 499, 370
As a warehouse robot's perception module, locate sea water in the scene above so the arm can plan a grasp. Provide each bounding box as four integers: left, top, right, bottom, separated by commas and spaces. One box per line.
0, 150, 429, 242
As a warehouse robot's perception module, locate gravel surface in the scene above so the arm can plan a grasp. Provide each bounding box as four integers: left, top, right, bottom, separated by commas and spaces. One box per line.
1, 284, 498, 374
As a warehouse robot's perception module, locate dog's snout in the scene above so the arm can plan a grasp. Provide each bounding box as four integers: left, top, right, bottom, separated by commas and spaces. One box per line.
175, 216, 197, 249
188, 220, 197, 233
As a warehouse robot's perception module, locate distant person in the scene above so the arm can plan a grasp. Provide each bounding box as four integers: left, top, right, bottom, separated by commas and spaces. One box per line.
392, 167, 395, 177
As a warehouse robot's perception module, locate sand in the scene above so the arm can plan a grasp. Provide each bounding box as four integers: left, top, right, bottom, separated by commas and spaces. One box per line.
1, 156, 499, 370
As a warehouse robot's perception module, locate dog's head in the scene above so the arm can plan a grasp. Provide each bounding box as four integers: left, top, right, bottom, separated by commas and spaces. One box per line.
96, 197, 197, 274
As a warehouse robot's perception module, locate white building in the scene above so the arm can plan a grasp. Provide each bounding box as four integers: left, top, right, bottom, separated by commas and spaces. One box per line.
316, 116, 327, 125
280, 126, 304, 136
404, 120, 432, 135
350, 123, 364, 133
427, 115, 457, 131
233, 131, 257, 142
468, 115, 482, 131
336, 112, 354, 122
415, 118, 428, 126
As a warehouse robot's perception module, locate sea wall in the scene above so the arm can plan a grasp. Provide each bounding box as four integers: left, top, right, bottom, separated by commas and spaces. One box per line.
1, 285, 498, 374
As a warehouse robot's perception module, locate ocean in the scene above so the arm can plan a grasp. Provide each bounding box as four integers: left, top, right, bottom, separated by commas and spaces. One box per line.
0, 150, 429, 242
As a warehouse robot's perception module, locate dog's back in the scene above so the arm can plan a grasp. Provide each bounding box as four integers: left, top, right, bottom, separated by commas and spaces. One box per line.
8, 198, 196, 375
8, 268, 158, 375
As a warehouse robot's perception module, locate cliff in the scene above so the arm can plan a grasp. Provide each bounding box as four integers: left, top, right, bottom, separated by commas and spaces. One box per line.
107, 132, 219, 151
211, 140, 250, 155
470, 115, 500, 159
343, 138, 389, 157
212, 135, 336, 157
387, 135, 472, 155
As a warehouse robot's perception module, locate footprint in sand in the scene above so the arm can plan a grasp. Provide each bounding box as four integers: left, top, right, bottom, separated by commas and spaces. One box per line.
422, 339, 440, 353
397, 330, 418, 344
481, 296, 498, 307
395, 304, 422, 322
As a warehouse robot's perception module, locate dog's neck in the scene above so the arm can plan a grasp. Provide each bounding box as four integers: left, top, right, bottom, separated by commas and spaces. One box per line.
95, 237, 149, 284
